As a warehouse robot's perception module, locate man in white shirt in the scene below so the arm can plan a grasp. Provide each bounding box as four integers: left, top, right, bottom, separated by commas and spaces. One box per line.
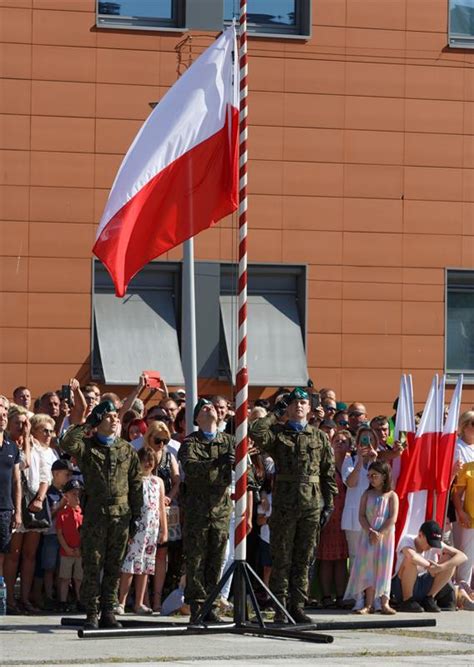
392, 520, 467, 612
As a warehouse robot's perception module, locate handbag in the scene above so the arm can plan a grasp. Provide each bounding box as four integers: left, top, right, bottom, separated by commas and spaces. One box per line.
21, 472, 51, 530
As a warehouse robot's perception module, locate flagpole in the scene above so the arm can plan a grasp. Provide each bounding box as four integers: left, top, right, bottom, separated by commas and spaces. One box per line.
182, 237, 198, 434
232, 0, 249, 624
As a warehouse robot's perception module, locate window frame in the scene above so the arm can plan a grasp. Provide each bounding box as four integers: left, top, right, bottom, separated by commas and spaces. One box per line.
96, 0, 186, 32
448, 0, 474, 49
445, 268, 474, 384
224, 0, 311, 39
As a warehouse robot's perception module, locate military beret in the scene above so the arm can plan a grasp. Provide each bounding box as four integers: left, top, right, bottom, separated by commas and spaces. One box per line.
86, 399, 116, 427
287, 387, 309, 404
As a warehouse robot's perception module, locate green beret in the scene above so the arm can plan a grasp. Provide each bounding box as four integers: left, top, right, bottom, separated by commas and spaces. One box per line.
86, 399, 116, 427
193, 398, 212, 425
287, 387, 309, 404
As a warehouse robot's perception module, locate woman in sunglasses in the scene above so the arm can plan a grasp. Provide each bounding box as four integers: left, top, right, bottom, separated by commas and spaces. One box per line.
143, 421, 180, 612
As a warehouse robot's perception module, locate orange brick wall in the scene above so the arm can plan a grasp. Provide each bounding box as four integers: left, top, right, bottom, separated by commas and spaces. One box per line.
0, 0, 473, 413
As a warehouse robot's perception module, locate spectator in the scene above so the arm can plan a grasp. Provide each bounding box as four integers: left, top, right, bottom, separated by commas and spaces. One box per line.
159, 398, 179, 436
322, 399, 337, 422
320, 419, 337, 442
0, 403, 21, 586
56, 479, 84, 612
249, 406, 267, 421
39, 392, 60, 420
317, 430, 352, 608
143, 421, 180, 612
41, 459, 72, 610
126, 417, 147, 443
30, 414, 58, 468
117, 447, 167, 615
392, 520, 467, 612
13, 386, 32, 414
212, 395, 229, 432
452, 410, 474, 586
371, 415, 403, 463
344, 461, 398, 615
82, 384, 100, 419
334, 410, 350, 432
347, 403, 369, 435
0, 395, 10, 410
341, 427, 378, 571
174, 407, 187, 443
320, 388, 337, 403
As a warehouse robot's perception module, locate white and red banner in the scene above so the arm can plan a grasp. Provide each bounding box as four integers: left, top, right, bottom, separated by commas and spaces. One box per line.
94, 27, 239, 297
395, 374, 463, 548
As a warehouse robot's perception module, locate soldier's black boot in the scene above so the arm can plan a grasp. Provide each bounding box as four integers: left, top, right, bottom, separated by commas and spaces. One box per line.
83, 612, 99, 630
203, 607, 223, 623
189, 602, 202, 625
99, 609, 123, 629
288, 606, 312, 624
273, 598, 287, 624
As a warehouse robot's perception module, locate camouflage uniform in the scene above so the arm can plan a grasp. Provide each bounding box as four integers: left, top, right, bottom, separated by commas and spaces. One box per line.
178, 430, 234, 607
61, 425, 143, 613
249, 414, 337, 610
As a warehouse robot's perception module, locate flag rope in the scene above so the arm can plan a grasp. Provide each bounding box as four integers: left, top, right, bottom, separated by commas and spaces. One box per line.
234, 0, 249, 561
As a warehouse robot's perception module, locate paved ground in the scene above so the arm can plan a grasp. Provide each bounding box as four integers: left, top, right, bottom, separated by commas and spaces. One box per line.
1, 608, 472, 666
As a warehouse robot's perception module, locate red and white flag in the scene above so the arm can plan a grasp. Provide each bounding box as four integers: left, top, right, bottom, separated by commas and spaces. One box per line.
94, 27, 239, 297
395, 375, 442, 547
392, 374, 415, 488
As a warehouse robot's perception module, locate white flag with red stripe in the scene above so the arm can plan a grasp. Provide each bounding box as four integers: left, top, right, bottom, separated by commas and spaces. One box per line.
94, 27, 239, 297
392, 374, 415, 488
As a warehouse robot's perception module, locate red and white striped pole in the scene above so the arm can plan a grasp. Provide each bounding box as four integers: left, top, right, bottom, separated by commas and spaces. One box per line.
233, 0, 249, 565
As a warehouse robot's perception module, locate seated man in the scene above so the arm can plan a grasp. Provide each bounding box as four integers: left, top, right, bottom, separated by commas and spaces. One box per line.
392, 520, 467, 612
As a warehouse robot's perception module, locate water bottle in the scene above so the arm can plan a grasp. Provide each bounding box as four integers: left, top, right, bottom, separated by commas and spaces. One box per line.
0, 576, 6, 616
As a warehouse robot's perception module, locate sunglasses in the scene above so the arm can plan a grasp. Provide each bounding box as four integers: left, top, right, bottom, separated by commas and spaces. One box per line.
43, 428, 55, 435
349, 411, 364, 417
337, 420, 349, 427
324, 406, 336, 412
153, 437, 169, 445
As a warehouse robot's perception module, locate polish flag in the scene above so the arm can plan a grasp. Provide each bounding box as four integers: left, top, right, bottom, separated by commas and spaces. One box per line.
395, 375, 443, 547
392, 374, 416, 488
93, 27, 239, 297
432, 375, 463, 527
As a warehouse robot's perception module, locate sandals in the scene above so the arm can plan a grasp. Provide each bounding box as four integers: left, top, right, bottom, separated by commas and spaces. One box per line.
381, 604, 397, 615
135, 604, 153, 615
353, 605, 375, 615
20, 600, 40, 614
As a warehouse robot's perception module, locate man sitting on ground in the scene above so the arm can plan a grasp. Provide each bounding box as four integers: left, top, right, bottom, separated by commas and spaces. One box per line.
392, 520, 467, 612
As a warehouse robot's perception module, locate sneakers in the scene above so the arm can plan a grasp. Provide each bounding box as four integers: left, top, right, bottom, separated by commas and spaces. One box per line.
421, 595, 441, 613
398, 597, 424, 613
114, 604, 125, 615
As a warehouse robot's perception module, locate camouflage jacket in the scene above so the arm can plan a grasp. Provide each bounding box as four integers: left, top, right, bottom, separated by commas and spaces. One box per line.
249, 414, 337, 513
61, 425, 143, 520
178, 430, 234, 518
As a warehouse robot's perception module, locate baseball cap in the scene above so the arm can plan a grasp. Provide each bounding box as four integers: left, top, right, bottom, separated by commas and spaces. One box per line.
51, 459, 72, 472
420, 520, 443, 549
63, 479, 84, 493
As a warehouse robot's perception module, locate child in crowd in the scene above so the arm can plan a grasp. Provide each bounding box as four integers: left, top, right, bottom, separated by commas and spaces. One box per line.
344, 461, 399, 615
56, 478, 84, 611
117, 447, 167, 615
41, 459, 72, 609
257, 488, 273, 592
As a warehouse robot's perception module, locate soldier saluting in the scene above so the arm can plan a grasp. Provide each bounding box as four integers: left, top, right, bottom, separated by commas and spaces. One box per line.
61, 400, 143, 630
249, 387, 337, 624
178, 398, 234, 624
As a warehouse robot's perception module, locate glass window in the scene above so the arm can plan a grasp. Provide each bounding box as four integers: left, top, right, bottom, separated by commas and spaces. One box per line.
97, 0, 182, 30
446, 270, 474, 379
449, 0, 474, 48
224, 0, 310, 36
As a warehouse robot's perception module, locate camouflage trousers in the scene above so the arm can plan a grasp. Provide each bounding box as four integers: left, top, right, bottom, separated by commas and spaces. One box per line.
183, 517, 229, 605
80, 514, 130, 613
269, 507, 319, 608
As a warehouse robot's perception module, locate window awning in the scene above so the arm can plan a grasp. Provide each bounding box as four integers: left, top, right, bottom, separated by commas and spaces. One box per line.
220, 294, 308, 386
94, 290, 184, 385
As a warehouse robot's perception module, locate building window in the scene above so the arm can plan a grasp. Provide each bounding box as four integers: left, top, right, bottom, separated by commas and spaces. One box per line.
449, 0, 474, 48
92, 260, 184, 385
97, 0, 184, 31
446, 269, 474, 381
224, 0, 311, 37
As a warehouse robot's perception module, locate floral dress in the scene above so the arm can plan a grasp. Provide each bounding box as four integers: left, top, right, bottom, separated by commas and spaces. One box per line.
121, 475, 162, 575
344, 492, 395, 600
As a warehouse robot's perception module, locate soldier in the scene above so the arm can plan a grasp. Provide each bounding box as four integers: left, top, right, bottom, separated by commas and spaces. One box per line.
178, 398, 234, 624
61, 400, 143, 629
249, 387, 337, 624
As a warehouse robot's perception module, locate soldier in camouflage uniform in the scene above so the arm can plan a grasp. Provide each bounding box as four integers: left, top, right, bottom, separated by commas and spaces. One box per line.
249, 387, 337, 623
61, 400, 143, 629
178, 398, 234, 624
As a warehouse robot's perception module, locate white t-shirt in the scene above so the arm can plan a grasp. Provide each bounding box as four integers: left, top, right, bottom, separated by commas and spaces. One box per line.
394, 534, 443, 576
454, 438, 474, 466
341, 455, 370, 531
257, 492, 272, 544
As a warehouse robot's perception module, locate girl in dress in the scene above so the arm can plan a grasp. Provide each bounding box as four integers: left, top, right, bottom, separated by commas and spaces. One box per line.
344, 461, 399, 615
117, 448, 168, 615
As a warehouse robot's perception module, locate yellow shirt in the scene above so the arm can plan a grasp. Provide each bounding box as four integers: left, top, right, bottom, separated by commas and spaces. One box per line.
455, 461, 474, 527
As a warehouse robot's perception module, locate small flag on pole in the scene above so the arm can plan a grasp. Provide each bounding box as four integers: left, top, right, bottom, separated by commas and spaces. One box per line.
94, 27, 239, 297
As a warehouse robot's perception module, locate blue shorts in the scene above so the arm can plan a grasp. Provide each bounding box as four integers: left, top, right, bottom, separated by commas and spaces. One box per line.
41, 534, 60, 571
391, 572, 434, 602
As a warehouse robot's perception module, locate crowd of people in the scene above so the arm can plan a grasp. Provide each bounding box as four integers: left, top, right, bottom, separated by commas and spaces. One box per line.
0, 377, 473, 627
